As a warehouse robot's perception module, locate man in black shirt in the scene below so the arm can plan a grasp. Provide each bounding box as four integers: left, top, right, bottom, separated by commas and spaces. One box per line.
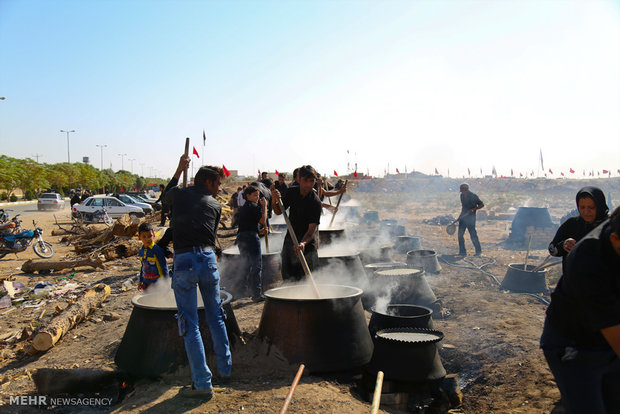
274, 173, 289, 196
162, 155, 231, 400
541, 206, 620, 413
272, 165, 322, 281
457, 183, 484, 256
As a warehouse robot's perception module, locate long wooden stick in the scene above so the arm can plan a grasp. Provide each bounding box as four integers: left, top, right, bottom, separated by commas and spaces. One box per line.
279, 364, 305, 414
370, 371, 384, 414
264, 224, 270, 253
276, 198, 321, 298
328, 179, 348, 228
524, 234, 533, 269
182, 137, 190, 187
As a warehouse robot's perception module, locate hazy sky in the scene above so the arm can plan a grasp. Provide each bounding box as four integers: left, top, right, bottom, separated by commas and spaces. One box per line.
1, 0, 619, 178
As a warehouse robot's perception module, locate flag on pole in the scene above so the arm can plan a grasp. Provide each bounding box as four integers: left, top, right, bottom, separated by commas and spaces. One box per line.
539, 149, 544, 170
192, 146, 200, 158
561, 172, 564, 176
396, 168, 400, 174
434, 168, 439, 175
603, 169, 609, 174
222, 165, 231, 177
492, 166, 497, 176
333, 170, 338, 176
275, 169, 279, 175
511, 168, 514, 177
203, 130, 206, 145
468, 168, 471, 176
520, 172, 523, 177
570, 168, 575, 174
353, 171, 358, 178
549, 168, 553, 174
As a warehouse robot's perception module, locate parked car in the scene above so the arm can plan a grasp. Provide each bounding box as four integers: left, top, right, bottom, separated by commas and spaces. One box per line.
73, 196, 144, 219
37, 193, 65, 210
112, 194, 154, 215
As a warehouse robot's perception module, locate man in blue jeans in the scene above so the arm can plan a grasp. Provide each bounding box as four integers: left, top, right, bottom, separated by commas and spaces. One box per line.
163, 155, 231, 400
457, 183, 484, 256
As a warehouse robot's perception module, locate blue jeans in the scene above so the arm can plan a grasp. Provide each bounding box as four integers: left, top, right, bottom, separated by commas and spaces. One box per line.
236, 231, 262, 297
173, 250, 231, 390
458, 214, 481, 255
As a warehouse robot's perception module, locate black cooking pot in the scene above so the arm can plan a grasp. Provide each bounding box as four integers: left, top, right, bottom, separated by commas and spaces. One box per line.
406, 249, 442, 274
220, 246, 282, 298
500, 263, 548, 293
115, 290, 240, 378
367, 328, 446, 382
394, 236, 421, 254
317, 248, 366, 288
365, 267, 437, 310
258, 284, 373, 372
318, 227, 346, 246
368, 304, 434, 337
363, 262, 407, 278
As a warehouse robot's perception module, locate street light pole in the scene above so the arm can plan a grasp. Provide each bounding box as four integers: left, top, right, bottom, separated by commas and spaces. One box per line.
118, 153, 127, 171
60, 129, 76, 163
96, 144, 107, 170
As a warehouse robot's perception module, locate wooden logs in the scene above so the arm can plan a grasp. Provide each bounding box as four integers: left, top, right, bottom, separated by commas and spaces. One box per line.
21, 257, 105, 274
32, 284, 111, 352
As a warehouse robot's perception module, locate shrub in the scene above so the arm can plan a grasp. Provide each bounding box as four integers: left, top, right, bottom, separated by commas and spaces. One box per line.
24, 189, 36, 200
9, 194, 18, 202
0, 192, 7, 201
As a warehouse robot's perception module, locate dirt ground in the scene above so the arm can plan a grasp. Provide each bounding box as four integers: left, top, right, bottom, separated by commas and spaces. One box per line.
0, 182, 595, 413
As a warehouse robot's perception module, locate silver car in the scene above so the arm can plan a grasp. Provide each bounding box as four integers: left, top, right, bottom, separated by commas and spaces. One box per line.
113, 194, 154, 215
37, 193, 65, 210
74, 196, 144, 218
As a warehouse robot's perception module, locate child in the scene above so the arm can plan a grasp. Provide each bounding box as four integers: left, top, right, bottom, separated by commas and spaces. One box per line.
137, 222, 169, 291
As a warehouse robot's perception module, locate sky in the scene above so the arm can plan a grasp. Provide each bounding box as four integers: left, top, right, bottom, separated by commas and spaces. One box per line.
1, 0, 619, 179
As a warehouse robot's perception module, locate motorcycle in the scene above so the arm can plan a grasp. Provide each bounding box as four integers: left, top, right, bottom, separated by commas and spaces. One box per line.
74, 208, 113, 227
0, 220, 54, 259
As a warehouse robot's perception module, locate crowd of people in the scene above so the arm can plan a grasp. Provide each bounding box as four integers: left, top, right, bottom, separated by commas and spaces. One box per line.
131, 160, 619, 409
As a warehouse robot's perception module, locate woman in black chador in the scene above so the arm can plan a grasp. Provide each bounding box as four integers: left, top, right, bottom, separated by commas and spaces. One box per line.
548, 186, 609, 271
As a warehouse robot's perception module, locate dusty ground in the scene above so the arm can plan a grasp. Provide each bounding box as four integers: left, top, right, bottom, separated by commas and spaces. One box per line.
0, 181, 598, 413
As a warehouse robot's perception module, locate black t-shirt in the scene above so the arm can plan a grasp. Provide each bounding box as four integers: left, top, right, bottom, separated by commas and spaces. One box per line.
237, 202, 262, 233
544, 220, 620, 348
274, 181, 288, 196
282, 186, 322, 248
460, 191, 483, 214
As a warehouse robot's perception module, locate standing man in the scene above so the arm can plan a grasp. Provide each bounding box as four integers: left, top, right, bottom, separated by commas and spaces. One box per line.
272, 165, 322, 281
457, 183, 484, 256
155, 183, 168, 226
162, 155, 231, 400
540, 207, 620, 413
274, 173, 289, 197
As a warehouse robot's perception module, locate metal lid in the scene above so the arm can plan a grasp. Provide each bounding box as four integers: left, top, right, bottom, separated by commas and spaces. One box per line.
364, 262, 406, 269
375, 268, 422, 276
376, 328, 443, 344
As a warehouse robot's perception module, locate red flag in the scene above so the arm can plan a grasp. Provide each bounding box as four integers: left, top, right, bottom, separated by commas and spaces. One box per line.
275, 169, 279, 175
434, 168, 439, 175
569, 168, 575, 174
258, 169, 261, 175
353, 171, 358, 178
520, 172, 523, 177
192, 146, 199, 158
617, 169, 620, 174
396, 168, 400, 174
561, 172, 564, 176
333, 170, 338, 176
602, 169, 609, 174
222, 165, 231, 177
548, 168, 553, 174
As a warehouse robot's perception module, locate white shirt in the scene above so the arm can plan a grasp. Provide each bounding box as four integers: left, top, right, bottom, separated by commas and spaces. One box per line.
237, 190, 246, 207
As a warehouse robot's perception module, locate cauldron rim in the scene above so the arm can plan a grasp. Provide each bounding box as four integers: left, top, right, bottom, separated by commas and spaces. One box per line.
406, 249, 438, 257
222, 247, 282, 256
370, 303, 433, 318
264, 284, 362, 302
131, 289, 233, 311
318, 249, 360, 258
507, 263, 546, 274
375, 327, 444, 344
373, 266, 424, 276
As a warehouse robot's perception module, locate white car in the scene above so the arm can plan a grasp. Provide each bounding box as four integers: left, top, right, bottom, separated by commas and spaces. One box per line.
74, 196, 144, 218
37, 193, 65, 210
113, 194, 154, 215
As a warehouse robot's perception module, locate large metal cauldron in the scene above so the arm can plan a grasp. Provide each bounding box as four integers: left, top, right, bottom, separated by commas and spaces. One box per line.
317, 248, 366, 288
368, 304, 434, 337
318, 227, 346, 246
394, 236, 421, 254
366, 267, 437, 311
367, 328, 446, 382
115, 290, 240, 378
220, 246, 282, 298
500, 263, 548, 294
406, 249, 442, 274
258, 284, 373, 372
363, 262, 407, 278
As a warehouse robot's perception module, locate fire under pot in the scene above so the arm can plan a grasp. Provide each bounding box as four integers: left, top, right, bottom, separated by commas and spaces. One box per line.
257, 284, 373, 372
115, 290, 240, 378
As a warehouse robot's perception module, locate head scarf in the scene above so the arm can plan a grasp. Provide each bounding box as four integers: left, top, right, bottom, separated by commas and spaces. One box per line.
576, 186, 609, 222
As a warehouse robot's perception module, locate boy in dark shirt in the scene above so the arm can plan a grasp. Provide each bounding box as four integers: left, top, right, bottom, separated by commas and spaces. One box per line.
137, 223, 169, 291
236, 185, 268, 301
272, 165, 322, 281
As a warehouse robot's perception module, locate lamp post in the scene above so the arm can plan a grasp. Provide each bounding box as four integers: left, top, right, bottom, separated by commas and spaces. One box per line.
118, 153, 127, 171
60, 129, 76, 163
96, 144, 107, 171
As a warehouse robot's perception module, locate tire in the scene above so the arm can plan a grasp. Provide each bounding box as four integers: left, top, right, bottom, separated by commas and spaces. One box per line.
33, 241, 54, 258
